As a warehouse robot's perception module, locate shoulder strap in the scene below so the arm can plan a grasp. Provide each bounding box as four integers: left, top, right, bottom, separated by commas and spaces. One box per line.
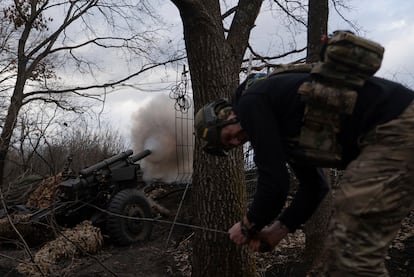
239, 63, 312, 97
269, 63, 314, 76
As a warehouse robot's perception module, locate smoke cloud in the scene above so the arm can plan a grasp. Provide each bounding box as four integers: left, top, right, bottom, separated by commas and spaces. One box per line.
130, 94, 193, 184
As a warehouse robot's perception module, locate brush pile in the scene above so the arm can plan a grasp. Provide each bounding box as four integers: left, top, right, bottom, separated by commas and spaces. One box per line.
16, 220, 103, 276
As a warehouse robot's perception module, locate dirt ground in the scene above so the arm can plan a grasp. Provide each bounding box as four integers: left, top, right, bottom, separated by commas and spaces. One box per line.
0, 183, 306, 277
0, 184, 413, 277
0, 217, 306, 277
0, 224, 182, 277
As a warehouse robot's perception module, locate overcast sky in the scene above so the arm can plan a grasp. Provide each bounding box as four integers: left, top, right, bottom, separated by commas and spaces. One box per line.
104, 0, 414, 142
331, 0, 414, 85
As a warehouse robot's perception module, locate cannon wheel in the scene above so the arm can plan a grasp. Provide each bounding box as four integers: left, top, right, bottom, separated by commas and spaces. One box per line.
106, 189, 153, 245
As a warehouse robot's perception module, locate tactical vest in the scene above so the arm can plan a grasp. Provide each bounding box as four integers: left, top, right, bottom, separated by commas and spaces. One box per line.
247, 31, 385, 167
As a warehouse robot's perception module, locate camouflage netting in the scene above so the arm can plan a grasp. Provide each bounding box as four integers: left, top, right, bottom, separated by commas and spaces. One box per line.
0, 174, 65, 246
0, 214, 53, 246
2, 175, 44, 206
26, 174, 62, 209
16, 220, 103, 277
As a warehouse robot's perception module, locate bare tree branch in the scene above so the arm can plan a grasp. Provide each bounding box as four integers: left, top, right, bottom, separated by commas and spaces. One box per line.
330, 0, 360, 32
246, 43, 306, 63
273, 0, 307, 27
222, 5, 238, 20
23, 56, 186, 100
0, 189, 45, 276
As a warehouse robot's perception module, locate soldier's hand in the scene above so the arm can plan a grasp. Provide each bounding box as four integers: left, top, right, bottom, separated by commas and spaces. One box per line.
248, 220, 289, 252
228, 221, 248, 245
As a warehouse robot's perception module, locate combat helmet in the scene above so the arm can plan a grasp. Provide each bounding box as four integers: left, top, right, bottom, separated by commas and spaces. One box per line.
194, 99, 239, 156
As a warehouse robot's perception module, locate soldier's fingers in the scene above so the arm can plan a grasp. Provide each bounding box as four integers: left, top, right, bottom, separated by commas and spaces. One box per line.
248, 239, 260, 251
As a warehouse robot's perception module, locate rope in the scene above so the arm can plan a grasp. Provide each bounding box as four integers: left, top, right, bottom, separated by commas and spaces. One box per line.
29, 200, 229, 235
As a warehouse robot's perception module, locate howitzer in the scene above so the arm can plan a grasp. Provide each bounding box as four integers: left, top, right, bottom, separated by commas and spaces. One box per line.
31, 149, 154, 246
79, 149, 151, 176
62, 149, 151, 191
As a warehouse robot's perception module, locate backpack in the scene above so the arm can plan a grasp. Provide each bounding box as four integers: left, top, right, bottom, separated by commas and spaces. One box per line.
243, 31, 385, 166
312, 30, 384, 88
246, 30, 384, 87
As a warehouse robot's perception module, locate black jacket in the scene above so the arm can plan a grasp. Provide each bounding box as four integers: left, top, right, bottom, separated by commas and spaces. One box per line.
232, 72, 414, 231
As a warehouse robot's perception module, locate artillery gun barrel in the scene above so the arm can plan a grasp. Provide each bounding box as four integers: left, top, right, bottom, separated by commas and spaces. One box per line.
79, 149, 134, 176
110, 149, 152, 170
129, 149, 151, 163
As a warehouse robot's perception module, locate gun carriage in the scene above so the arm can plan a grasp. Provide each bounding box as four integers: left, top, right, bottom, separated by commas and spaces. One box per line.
30, 149, 154, 245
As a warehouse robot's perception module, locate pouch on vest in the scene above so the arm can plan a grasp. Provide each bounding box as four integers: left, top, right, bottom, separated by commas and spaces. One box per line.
288, 31, 384, 166
288, 81, 357, 167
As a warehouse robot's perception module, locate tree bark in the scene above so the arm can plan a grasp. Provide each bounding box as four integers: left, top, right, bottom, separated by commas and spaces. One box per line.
303, 0, 331, 272
306, 0, 328, 63
171, 0, 262, 276
0, 43, 28, 189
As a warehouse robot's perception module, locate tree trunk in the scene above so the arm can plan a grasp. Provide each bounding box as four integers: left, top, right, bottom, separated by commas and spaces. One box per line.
303, 170, 335, 271
171, 0, 262, 276
0, 81, 25, 189
0, 5, 30, 189
303, 0, 330, 272
306, 0, 328, 63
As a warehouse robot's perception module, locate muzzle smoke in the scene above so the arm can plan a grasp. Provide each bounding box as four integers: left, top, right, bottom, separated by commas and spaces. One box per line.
130, 94, 193, 183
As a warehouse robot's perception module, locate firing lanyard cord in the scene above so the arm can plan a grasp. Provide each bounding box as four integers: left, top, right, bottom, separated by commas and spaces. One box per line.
166, 182, 192, 246
45, 201, 229, 235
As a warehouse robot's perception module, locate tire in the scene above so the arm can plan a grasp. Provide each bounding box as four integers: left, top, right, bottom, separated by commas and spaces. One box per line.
106, 189, 153, 246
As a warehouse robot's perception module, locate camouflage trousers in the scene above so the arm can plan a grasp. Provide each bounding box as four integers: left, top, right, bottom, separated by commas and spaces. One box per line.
325, 100, 414, 276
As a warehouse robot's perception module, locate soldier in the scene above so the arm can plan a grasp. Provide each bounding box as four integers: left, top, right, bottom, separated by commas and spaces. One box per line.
194, 70, 414, 276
